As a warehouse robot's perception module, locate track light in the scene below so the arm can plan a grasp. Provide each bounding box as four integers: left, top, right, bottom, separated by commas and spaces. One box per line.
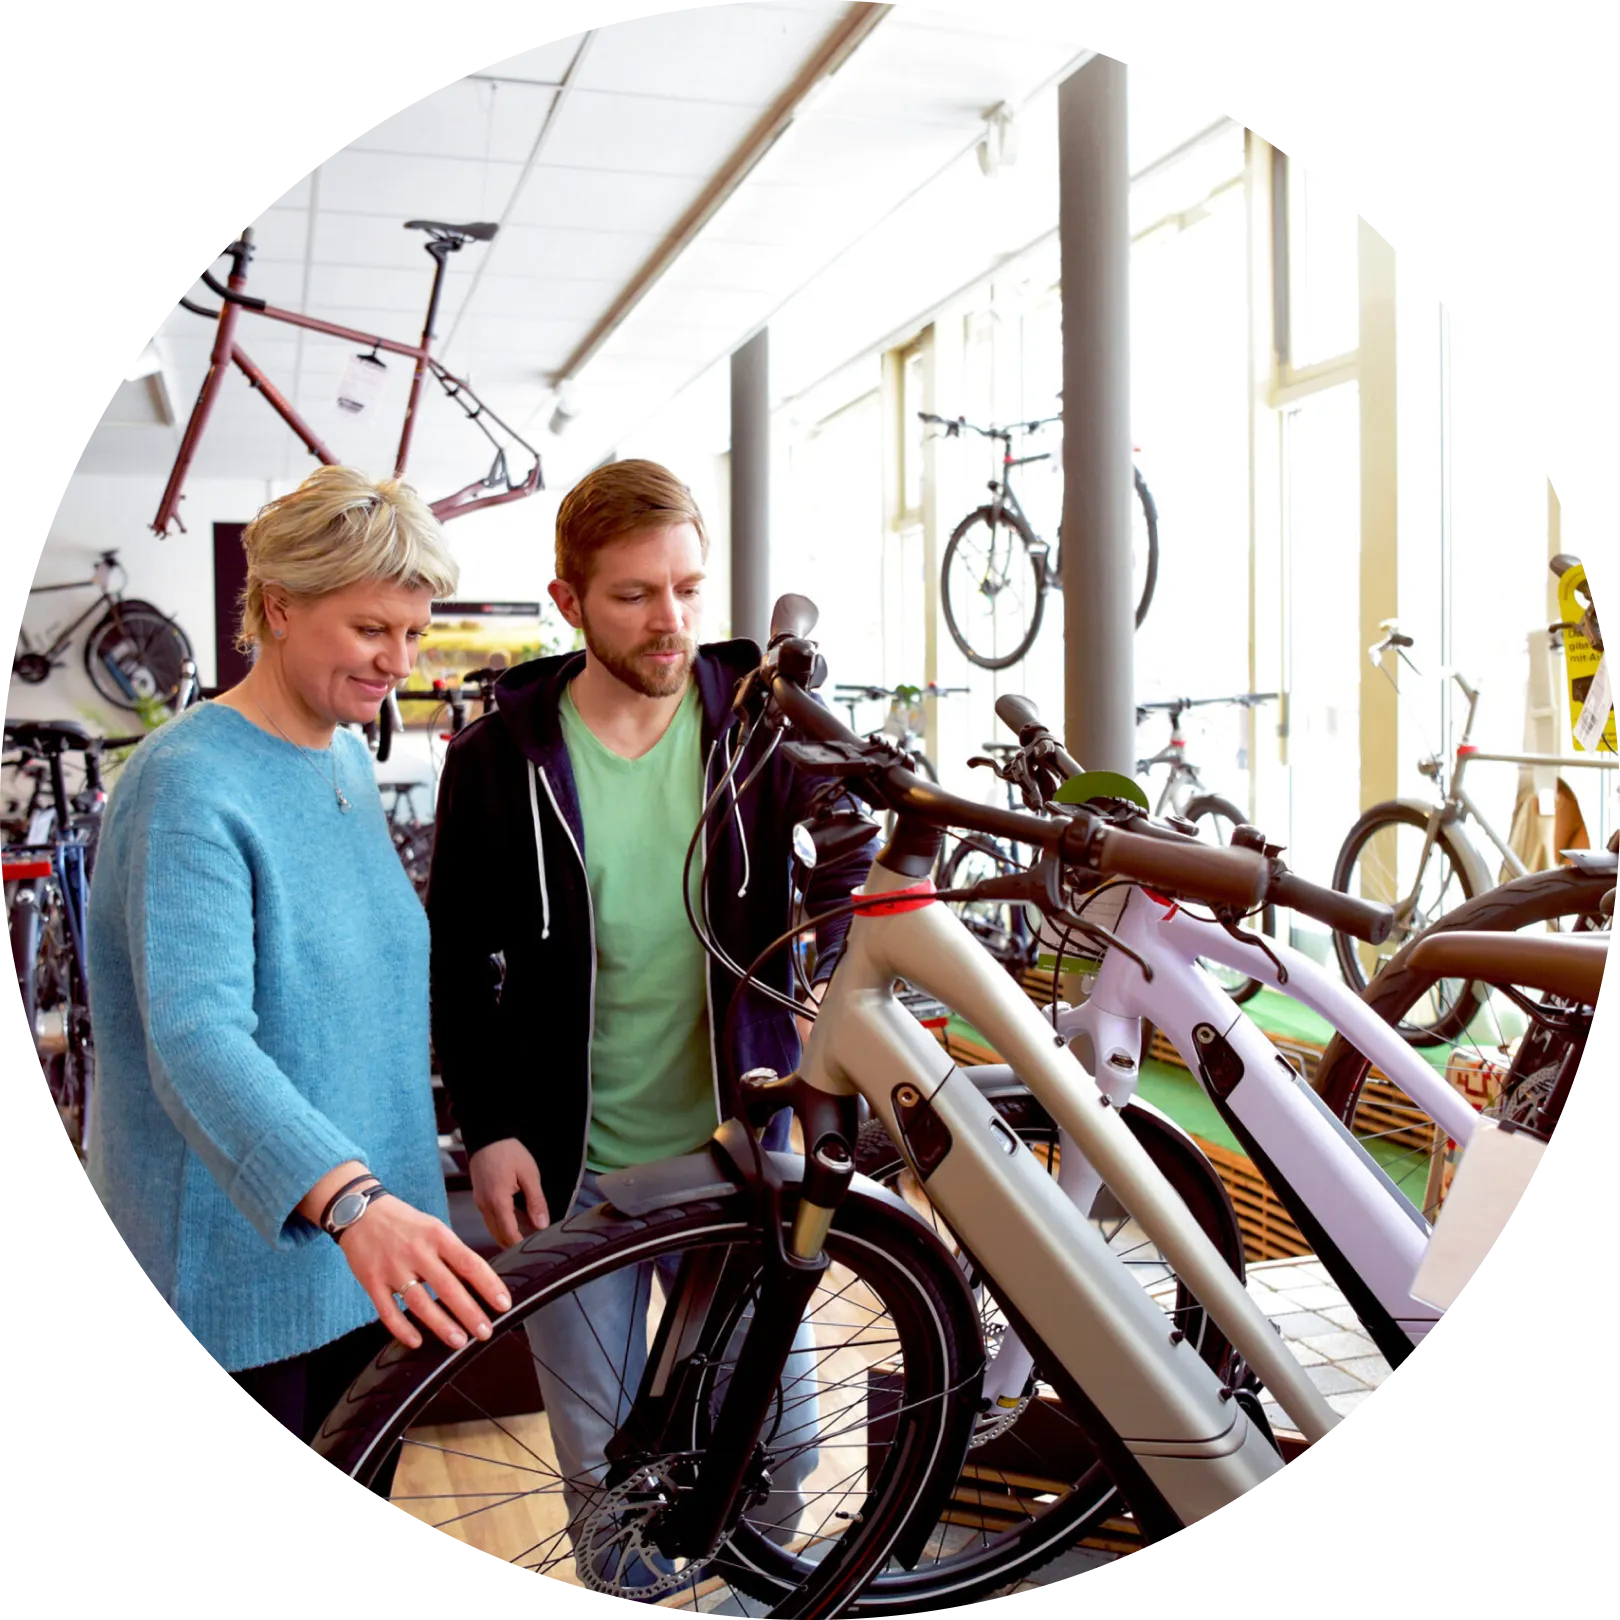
548, 383, 580, 437
977, 103, 1020, 179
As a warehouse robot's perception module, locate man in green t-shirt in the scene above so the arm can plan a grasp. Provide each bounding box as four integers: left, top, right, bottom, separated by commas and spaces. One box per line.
428, 460, 877, 1588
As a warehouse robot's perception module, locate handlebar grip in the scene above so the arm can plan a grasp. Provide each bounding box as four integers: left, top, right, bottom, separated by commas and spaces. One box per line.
995, 693, 1042, 736
1271, 869, 1393, 945
769, 593, 820, 645
1093, 826, 1268, 910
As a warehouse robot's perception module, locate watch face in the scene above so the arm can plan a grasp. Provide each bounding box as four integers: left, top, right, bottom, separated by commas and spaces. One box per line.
329, 1191, 368, 1229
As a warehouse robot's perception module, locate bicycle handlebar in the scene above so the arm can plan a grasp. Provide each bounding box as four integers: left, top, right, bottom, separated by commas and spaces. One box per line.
1135, 691, 1278, 717
917, 410, 1061, 442
761, 614, 1268, 912
1270, 867, 1393, 945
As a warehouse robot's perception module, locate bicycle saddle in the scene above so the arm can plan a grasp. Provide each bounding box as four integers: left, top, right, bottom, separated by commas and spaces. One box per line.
403, 219, 498, 242
5, 719, 97, 755
1406, 930, 1606, 1006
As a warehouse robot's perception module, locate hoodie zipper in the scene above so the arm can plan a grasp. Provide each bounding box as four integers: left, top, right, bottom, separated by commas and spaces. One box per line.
537, 764, 595, 1217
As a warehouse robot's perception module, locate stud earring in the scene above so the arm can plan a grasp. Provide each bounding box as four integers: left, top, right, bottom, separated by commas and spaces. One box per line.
273, 628, 285, 639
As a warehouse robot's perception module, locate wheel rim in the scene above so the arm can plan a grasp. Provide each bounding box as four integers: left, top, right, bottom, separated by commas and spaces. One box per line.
944, 516, 1041, 668
1340, 820, 1470, 1019
350, 1219, 952, 1613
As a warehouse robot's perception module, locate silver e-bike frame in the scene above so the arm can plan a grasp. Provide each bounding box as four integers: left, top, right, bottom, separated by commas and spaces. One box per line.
795, 860, 1340, 1534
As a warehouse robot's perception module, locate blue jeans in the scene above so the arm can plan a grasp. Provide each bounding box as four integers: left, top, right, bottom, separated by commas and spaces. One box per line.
525, 1170, 822, 1566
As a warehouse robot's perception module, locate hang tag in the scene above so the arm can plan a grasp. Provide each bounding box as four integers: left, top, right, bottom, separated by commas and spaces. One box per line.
336, 352, 388, 415
1572, 652, 1612, 754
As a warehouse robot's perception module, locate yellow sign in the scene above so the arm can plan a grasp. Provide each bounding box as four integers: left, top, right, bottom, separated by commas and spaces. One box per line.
1557, 561, 1614, 753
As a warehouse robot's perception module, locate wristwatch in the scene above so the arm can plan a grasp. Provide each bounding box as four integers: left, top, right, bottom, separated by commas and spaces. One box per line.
320, 1176, 392, 1243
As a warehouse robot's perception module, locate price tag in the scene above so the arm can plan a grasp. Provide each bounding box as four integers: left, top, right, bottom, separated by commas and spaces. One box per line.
1557, 560, 1614, 752
1573, 652, 1612, 754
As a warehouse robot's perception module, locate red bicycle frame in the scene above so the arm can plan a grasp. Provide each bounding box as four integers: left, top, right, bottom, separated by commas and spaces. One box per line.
153, 224, 542, 535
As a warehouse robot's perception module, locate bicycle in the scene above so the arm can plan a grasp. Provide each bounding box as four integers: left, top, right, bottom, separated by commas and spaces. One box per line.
4, 718, 140, 1155
314, 593, 1337, 1613
153, 223, 542, 538
1332, 572, 1616, 1040
823, 689, 1598, 1567
1135, 691, 1280, 1005
922, 412, 1159, 671
1315, 847, 1614, 1180
12, 548, 194, 712
933, 741, 1043, 979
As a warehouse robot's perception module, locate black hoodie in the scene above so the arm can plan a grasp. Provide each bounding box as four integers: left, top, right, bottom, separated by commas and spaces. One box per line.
425, 638, 877, 1222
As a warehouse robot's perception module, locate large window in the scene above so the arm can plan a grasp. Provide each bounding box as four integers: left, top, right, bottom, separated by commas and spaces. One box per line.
1280, 156, 1360, 371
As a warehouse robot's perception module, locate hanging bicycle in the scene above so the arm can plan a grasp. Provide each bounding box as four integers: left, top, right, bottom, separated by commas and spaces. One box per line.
922, 412, 1159, 670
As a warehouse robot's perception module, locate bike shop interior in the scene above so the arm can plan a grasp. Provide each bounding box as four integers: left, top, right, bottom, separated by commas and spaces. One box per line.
7, 4, 1613, 1612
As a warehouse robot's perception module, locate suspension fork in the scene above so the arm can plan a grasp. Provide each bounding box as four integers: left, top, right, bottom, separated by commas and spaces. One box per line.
607, 1094, 857, 1561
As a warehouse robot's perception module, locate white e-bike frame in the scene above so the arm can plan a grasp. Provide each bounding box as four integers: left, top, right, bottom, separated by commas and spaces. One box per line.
797, 860, 1340, 1535
952, 877, 1487, 1434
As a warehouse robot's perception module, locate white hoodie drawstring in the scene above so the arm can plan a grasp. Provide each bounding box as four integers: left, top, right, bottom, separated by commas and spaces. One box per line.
527, 763, 551, 940
723, 723, 752, 899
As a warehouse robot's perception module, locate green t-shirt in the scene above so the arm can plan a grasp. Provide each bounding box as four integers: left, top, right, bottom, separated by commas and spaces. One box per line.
559, 680, 716, 1171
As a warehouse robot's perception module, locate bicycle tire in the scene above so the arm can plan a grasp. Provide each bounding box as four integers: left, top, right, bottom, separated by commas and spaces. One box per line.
9, 879, 42, 1056
1184, 794, 1274, 1005
938, 835, 1035, 977
313, 1182, 979, 1617
845, 1097, 1244, 1609
941, 507, 1046, 671
1330, 801, 1481, 1041
1132, 467, 1160, 631
1315, 863, 1613, 1160
83, 599, 195, 713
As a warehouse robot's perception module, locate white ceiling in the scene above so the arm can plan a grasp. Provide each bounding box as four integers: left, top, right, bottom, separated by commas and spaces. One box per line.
74, 3, 1233, 498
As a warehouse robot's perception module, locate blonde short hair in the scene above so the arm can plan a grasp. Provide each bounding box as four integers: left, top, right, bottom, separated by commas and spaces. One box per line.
555, 459, 708, 589
237, 465, 460, 650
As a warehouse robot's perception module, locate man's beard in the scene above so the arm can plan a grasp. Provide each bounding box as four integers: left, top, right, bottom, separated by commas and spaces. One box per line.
580, 614, 696, 698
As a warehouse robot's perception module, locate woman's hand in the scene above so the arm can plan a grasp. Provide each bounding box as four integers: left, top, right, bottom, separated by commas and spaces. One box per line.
338, 1195, 513, 1352
470, 1138, 550, 1248
296, 1163, 512, 1351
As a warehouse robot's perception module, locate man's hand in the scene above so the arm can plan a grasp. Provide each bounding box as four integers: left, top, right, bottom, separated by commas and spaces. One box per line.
795, 981, 827, 1053
470, 1138, 550, 1248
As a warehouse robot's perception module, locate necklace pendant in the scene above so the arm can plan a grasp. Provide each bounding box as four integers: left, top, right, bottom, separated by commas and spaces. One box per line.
336, 788, 352, 813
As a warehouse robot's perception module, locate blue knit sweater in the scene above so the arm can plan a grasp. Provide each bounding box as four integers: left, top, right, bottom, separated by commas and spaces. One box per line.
86, 702, 447, 1372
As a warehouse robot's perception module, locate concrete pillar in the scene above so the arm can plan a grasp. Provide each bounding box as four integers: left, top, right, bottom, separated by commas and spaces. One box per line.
730, 329, 771, 646
1058, 54, 1135, 776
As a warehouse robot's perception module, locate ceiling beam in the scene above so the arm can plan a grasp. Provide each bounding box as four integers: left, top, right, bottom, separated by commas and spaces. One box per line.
549, 2, 893, 394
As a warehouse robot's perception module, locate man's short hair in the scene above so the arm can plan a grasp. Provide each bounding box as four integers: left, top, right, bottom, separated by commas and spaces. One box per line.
554, 459, 709, 589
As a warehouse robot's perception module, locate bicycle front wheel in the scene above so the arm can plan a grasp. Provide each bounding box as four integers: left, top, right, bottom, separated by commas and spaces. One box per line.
84, 599, 194, 712
845, 1097, 1245, 1609
1184, 794, 1275, 1005
1331, 801, 1480, 1040
314, 1183, 976, 1616
941, 507, 1046, 671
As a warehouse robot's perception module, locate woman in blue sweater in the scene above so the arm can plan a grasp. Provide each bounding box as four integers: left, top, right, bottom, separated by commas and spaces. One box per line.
86, 465, 509, 1443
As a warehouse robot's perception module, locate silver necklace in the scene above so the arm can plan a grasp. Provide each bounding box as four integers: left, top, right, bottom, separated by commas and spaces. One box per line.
251, 696, 352, 813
